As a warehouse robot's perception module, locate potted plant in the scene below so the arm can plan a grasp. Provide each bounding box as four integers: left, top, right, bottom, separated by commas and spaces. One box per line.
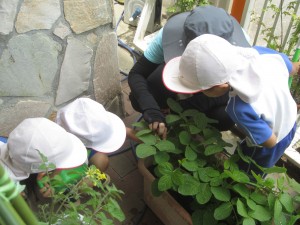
134, 98, 300, 225
34, 153, 125, 225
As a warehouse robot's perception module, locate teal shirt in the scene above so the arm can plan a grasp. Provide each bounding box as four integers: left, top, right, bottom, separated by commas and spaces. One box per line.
144, 28, 165, 64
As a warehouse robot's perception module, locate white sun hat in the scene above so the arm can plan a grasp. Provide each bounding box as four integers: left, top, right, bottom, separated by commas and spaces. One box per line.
0, 118, 87, 181
163, 34, 262, 103
56, 98, 126, 153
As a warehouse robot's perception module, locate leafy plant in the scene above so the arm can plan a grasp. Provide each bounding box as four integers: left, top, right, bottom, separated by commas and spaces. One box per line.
35, 152, 125, 225
250, 0, 300, 102
134, 98, 300, 225
167, 0, 209, 14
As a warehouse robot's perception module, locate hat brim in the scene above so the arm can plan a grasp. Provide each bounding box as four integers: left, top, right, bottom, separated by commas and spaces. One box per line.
162, 12, 251, 63
0, 143, 29, 181
86, 112, 126, 153
57, 132, 88, 169
163, 57, 203, 94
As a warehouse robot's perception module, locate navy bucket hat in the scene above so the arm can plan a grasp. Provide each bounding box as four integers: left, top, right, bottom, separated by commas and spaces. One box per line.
162, 5, 251, 62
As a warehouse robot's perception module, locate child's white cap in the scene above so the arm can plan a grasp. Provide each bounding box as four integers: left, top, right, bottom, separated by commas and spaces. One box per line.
163, 34, 262, 103
0, 118, 87, 181
56, 98, 126, 153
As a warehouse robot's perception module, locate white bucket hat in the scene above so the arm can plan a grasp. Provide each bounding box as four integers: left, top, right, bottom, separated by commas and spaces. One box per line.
163, 34, 263, 103
56, 98, 126, 153
0, 118, 87, 181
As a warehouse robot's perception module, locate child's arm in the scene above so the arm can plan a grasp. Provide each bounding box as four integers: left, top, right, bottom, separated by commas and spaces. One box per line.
290, 61, 300, 75
126, 127, 142, 143
261, 132, 277, 148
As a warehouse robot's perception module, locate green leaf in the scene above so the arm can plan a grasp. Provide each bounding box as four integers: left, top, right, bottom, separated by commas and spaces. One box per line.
136, 144, 156, 158
214, 202, 232, 220
166, 114, 182, 124
179, 131, 191, 145
277, 175, 285, 190
171, 169, 184, 186
224, 160, 230, 170
206, 168, 220, 178
136, 133, 157, 145
263, 166, 287, 174
178, 174, 200, 196
232, 184, 250, 198
248, 205, 271, 222
135, 129, 153, 136
202, 137, 218, 145
198, 167, 211, 182
268, 193, 276, 209
154, 151, 170, 164
203, 128, 221, 139
105, 198, 125, 222
246, 198, 257, 210
98, 212, 114, 225
188, 125, 201, 134
158, 175, 173, 191
288, 178, 300, 194
155, 140, 176, 152
194, 113, 209, 130
157, 162, 174, 175
196, 183, 212, 204
274, 199, 283, 225
211, 186, 231, 202
286, 215, 300, 225
210, 177, 223, 187
204, 145, 223, 156
182, 159, 199, 172
224, 170, 250, 183
243, 217, 256, 225
185, 145, 197, 160
182, 109, 199, 118
279, 193, 294, 213
250, 191, 267, 205
167, 98, 183, 113
132, 121, 148, 129
237, 198, 249, 218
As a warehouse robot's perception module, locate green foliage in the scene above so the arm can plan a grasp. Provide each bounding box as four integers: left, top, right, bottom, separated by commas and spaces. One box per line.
36, 154, 125, 225
167, 0, 209, 14
135, 99, 300, 224
250, 0, 300, 100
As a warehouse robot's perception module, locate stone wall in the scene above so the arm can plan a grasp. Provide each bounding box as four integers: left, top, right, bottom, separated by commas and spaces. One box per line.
0, 0, 124, 136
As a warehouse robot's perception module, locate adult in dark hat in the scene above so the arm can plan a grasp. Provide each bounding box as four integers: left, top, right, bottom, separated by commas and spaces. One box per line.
128, 5, 251, 138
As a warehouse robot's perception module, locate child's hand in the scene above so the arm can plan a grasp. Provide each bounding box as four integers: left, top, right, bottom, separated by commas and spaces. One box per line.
37, 173, 53, 198
126, 127, 142, 143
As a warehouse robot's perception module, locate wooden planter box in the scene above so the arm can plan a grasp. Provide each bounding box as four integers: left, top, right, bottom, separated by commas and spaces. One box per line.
138, 158, 193, 225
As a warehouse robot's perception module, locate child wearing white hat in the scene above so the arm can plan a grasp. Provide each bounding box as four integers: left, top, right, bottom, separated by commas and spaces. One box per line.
163, 34, 300, 175
56, 98, 131, 172
0, 117, 88, 197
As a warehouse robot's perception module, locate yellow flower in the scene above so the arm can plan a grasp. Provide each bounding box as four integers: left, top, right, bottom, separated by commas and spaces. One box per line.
85, 166, 107, 181
85, 167, 96, 178
97, 172, 107, 181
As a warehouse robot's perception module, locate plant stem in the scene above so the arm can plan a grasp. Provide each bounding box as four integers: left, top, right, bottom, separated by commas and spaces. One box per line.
87, 191, 110, 225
